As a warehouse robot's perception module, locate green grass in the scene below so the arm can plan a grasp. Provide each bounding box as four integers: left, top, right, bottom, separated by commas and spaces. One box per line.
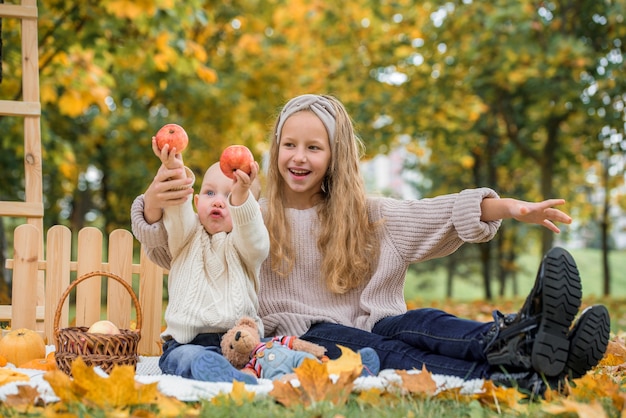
0, 392, 570, 418
404, 248, 626, 302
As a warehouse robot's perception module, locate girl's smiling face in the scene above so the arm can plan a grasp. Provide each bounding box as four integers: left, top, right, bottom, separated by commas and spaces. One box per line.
277, 111, 331, 209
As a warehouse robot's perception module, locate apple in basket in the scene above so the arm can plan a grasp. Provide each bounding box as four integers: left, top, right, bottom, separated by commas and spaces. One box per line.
219, 145, 254, 179
87, 320, 121, 335
155, 123, 189, 153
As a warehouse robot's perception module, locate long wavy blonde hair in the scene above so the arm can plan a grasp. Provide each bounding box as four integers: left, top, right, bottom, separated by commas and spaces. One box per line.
263, 95, 380, 294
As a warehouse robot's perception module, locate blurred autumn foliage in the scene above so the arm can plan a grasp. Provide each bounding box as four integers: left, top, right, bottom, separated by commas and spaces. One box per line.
1, 0, 626, 338
0, 0, 624, 286
0, 0, 624, 301
1, 0, 624, 237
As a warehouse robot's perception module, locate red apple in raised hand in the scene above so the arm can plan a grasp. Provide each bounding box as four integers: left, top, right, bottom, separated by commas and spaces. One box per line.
155, 123, 189, 152
87, 320, 121, 335
219, 145, 254, 179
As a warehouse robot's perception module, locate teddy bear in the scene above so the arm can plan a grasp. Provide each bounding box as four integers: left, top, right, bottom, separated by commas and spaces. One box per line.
220, 316, 327, 380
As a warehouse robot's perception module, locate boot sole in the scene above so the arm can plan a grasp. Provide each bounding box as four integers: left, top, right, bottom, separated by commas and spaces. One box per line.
565, 305, 610, 379
531, 247, 582, 376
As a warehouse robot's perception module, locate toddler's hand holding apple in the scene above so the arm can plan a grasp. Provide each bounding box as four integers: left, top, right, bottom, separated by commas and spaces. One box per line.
219, 145, 254, 179
154, 123, 188, 153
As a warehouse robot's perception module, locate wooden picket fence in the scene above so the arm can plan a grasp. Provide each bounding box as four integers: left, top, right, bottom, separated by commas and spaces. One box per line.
1, 224, 167, 356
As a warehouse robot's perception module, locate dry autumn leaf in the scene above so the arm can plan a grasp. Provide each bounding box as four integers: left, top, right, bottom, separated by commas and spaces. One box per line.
542, 399, 608, 418
325, 345, 363, 378
568, 373, 622, 403
476, 380, 527, 411
270, 378, 307, 408
0, 368, 30, 386
599, 340, 626, 368
3, 384, 41, 408
44, 357, 159, 409
396, 366, 438, 396
211, 380, 256, 407
270, 356, 356, 407
357, 387, 385, 406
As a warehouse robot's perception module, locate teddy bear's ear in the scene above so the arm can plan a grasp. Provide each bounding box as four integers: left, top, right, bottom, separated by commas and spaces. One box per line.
237, 316, 258, 329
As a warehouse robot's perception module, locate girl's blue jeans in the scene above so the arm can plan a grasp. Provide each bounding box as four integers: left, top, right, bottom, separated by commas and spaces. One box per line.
300, 308, 494, 379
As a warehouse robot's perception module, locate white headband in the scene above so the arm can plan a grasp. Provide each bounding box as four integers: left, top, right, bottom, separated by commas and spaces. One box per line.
275, 94, 337, 144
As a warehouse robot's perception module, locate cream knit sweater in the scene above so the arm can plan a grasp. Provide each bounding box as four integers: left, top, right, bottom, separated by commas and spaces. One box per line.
160, 188, 268, 343
131, 187, 499, 338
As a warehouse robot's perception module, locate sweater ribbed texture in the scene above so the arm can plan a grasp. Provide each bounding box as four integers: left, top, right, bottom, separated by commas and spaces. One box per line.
131, 188, 499, 338
160, 190, 268, 343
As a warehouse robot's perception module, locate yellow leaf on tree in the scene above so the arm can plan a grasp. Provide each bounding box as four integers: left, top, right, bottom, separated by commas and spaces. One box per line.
58, 90, 87, 117
104, 0, 156, 19
196, 66, 218, 84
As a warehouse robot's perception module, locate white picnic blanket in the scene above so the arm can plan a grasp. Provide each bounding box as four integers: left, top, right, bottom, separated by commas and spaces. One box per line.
0, 346, 485, 402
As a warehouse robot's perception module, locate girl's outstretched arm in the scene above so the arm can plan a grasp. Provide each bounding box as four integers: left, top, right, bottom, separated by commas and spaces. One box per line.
480, 197, 572, 233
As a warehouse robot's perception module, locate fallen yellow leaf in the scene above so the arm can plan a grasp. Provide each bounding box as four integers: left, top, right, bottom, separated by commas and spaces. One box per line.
542, 399, 608, 418
3, 385, 40, 408
396, 366, 437, 395
211, 380, 256, 407
44, 357, 159, 409
477, 380, 526, 410
325, 345, 362, 378
0, 368, 30, 387
270, 355, 356, 407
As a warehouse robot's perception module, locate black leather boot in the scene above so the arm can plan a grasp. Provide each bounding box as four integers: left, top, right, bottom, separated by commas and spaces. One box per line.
563, 304, 610, 379
489, 304, 610, 398
485, 247, 582, 376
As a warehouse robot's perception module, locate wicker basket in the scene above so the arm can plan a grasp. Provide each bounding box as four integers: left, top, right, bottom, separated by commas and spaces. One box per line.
54, 271, 142, 376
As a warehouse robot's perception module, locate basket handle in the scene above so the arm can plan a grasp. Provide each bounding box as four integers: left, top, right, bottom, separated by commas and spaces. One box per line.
53, 271, 143, 334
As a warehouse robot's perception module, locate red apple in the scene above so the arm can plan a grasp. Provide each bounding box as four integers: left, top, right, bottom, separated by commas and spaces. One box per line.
219, 145, 254, 179
155, 123, 189, 152
87, 320, 121, 335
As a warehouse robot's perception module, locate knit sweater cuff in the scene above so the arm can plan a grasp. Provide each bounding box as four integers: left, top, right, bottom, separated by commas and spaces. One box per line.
169, 166, 195, 191
229, 191, 262, 226
452, 188, 501, 243
130, 194, 169, 249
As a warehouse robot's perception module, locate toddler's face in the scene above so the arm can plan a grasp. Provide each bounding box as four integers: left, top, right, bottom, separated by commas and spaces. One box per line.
194, 163, 233, 235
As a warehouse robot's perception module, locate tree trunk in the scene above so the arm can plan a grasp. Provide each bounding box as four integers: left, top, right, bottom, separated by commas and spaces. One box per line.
481, 243, 493, 300
445, 256, 455, 299
539, 119, 562, 255
601, 158, 611, 296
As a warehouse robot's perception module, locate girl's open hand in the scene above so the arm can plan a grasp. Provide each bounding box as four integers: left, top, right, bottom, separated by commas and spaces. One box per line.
512, 199, 572, 233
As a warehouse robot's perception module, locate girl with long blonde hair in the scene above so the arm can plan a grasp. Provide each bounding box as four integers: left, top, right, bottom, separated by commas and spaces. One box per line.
132, 93, 609, 396
263, 95, 379, 294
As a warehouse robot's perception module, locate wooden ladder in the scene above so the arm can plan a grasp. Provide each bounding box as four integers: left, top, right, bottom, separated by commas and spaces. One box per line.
0, 0, 45, 329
